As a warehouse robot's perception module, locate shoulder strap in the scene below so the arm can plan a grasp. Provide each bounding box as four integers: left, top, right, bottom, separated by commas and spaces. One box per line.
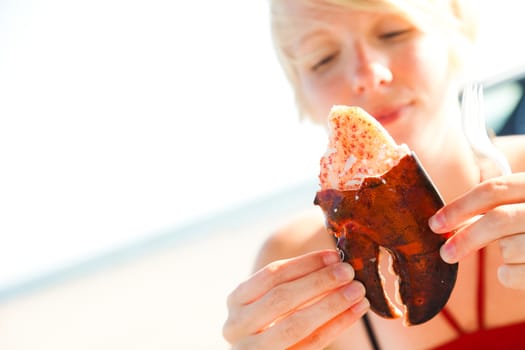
362, 313, 381, 350
477, 247, 485, 330
441, 247, 486, 334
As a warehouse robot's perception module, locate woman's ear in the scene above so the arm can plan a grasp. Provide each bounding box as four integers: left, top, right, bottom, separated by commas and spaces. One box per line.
446, 0, 479, 82
449, 0, 478, 42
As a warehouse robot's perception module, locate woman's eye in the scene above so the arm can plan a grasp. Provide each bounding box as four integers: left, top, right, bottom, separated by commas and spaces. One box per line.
311, 53, 338, 72
379, 28, 412, 40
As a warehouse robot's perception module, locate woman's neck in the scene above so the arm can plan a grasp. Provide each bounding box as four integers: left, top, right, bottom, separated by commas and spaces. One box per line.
416, 126, 480, 203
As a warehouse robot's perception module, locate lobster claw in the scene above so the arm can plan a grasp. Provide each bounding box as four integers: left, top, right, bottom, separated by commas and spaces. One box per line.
314, 153, 458, 325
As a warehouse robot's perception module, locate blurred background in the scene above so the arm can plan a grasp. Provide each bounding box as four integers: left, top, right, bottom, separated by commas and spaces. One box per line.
0, 0, 524, 349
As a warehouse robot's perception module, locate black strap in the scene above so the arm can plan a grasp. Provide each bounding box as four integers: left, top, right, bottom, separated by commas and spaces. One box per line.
333, 235, 380, 349
362, 313, 381, 350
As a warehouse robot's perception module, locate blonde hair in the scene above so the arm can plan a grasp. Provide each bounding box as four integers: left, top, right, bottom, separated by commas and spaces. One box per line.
269, 0, 478, 122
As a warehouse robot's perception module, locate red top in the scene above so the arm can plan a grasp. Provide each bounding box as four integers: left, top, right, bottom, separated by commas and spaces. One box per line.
432, 248, 525, 350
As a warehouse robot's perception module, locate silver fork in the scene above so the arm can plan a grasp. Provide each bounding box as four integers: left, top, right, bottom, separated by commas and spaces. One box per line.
461, 82, 512, 176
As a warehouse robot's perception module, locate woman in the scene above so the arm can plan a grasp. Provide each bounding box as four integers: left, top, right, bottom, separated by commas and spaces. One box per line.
223, 0, 525, 349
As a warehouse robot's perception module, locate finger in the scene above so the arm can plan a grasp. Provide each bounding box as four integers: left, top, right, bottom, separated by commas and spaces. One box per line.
288, 299, 370, 350
429, 174, 525, 233
228, 249, 340, 307
224, 250, 342, 343
500, 233, 525, 264
255, 282, 367, 349
439, 204, 525, 263
241, 262, 355, 337
498, 264, 525, 290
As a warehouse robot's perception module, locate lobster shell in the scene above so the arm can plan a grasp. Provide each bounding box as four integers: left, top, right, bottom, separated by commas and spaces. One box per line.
314, 106, 458, 325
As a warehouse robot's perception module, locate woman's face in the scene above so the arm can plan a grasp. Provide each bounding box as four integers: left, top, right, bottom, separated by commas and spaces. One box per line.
281, 2, 459, 147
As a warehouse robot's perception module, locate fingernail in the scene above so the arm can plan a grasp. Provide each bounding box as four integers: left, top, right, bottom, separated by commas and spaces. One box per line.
352, 298, 370, 314
342, 282, 364, 301
323, 251, 340, 265
497, 265, 510, 287
333, 263, 354, 282
440, 242, 456, 263
429, 212, 444, 232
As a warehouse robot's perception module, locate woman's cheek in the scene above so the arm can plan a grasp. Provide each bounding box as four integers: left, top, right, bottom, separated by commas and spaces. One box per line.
301, 74, 349, 123
407, 36, 452, 95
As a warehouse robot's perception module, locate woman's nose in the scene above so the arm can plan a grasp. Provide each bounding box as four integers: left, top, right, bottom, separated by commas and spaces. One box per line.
347, 44, 393, 93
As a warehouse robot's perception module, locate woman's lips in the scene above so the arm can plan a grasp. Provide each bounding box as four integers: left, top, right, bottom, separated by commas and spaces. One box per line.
372, 103, 412, 125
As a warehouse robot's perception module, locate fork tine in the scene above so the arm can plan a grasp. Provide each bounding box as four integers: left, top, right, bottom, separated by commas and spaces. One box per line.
461, 83, 476, 144
461, 82, 512, 176
475, 84, 485, 132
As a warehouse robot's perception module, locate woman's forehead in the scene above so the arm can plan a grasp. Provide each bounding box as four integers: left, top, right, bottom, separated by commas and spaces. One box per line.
275, 0, 356, 20
272, 0, 401, 36
272, 0, 396, 18
272, 1, 399, 53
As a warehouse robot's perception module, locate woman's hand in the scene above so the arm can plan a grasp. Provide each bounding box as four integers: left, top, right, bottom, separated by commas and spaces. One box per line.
223, 249, 369, 350
429, 173, 525, 290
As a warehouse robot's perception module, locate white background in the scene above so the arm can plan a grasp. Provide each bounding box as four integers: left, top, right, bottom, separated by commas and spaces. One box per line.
0, 0, 326, 290
1, 0, 524, 291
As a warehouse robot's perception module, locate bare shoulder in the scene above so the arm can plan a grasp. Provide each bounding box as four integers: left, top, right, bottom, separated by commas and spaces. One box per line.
253, 209, 335, 270
495, 134, 525, 172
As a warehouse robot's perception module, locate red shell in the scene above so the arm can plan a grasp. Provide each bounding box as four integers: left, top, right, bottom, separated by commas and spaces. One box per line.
315, 154, 457, 325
